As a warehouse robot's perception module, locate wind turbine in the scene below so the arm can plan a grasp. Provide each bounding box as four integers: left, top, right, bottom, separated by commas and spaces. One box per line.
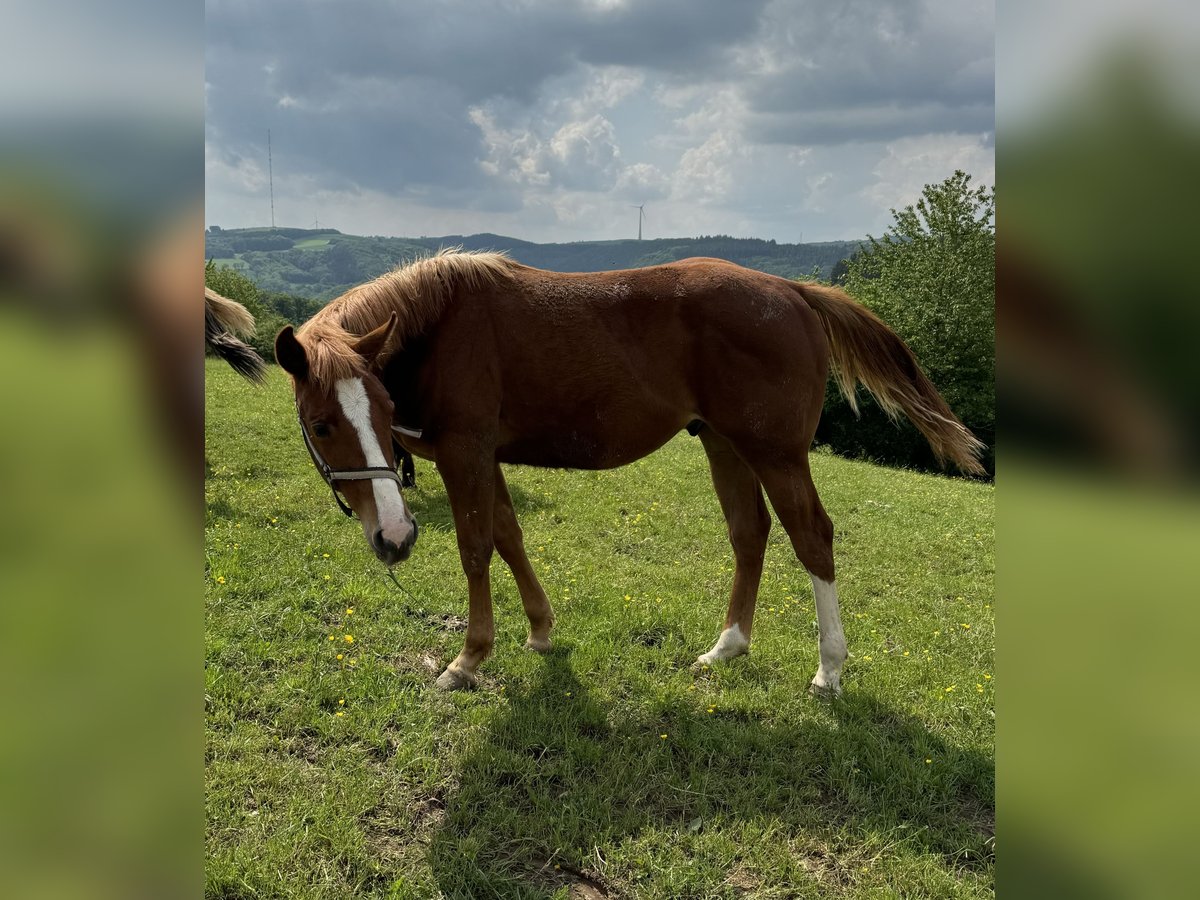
631, 203, 646, 240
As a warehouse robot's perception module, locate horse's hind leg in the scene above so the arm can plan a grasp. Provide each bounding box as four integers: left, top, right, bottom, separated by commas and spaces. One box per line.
696, 430, 771, 665
493, 465, 555, 652
752, 455, 848, 695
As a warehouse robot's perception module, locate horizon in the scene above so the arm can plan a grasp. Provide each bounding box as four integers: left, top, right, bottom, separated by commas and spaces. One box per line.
204, 222, 869, 247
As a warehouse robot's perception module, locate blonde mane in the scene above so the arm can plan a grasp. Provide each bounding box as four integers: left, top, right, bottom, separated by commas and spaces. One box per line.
295, 248, 514, 386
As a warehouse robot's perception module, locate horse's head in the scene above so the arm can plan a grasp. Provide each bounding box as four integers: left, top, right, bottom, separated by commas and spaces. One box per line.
275, 314, 418, 566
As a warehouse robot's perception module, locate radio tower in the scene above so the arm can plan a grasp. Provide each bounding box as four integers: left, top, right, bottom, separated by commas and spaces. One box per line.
268, 129, 276, 230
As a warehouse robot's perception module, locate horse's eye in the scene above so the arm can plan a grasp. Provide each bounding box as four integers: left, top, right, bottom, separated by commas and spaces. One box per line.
312, 422, 331, 438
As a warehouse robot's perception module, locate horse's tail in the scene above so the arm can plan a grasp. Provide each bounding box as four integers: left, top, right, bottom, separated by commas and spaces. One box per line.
205, 288, 266, 384
792, 281, 985, 475
205, 288, 257, 337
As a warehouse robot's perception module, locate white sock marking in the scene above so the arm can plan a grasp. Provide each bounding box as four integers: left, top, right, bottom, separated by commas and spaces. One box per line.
335, 378, 408, 528
698, 623, 749, 665
810, 575, 847, 691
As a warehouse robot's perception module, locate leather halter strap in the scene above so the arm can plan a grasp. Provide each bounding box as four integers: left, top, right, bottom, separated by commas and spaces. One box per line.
297, 408, 404, 518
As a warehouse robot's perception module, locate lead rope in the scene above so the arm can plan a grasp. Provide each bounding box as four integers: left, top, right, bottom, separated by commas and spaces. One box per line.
384, 568, 424, 605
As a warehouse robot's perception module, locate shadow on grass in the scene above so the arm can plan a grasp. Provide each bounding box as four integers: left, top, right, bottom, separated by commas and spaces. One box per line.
205, 495, 239, 523
424, 649, 993, 898
404, 476, 553, 532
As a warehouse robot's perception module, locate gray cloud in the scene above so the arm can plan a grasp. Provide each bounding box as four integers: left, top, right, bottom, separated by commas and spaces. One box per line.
749, 102, 995, 146
739, 0, 994, 143
205, 0, 994, 241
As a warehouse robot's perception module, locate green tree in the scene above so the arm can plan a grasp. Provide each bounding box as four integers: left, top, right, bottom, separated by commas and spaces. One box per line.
829, 255, 852, 285
817, 171, 995, 473
262, 290, 323, 325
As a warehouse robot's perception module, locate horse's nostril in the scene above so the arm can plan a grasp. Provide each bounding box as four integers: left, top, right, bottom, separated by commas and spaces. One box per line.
372, 529, 390, 554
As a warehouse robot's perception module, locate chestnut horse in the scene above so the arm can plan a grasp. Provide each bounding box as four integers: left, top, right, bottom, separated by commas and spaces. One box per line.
275, 250, 983, 692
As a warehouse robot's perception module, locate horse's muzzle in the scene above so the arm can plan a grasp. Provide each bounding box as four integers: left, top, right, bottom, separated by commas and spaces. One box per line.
372, 519, 418, 566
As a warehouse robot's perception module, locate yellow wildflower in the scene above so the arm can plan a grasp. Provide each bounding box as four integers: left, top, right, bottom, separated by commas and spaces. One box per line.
344, 634, 354, 643
336, 653, 343, 661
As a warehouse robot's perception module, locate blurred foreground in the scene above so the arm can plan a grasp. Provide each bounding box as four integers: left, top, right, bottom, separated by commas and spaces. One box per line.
1000, 1, 1200, 896
0, 2, 200, 898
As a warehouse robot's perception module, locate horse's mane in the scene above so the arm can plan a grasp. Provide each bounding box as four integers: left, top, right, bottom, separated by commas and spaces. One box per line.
296, 248, 514, 386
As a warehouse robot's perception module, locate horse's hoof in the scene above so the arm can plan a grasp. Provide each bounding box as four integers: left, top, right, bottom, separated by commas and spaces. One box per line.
694, 646, 748, 669
807, 677, 842, 699
524, 635, 552, 653
435, 666, 477, 691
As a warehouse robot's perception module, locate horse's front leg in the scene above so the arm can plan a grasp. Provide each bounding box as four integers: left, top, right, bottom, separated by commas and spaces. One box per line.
434, 443, 496, 690
492, 465, 555, 651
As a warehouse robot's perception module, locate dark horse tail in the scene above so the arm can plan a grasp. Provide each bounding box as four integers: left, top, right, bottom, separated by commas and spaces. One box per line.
205, 288, 267, 384
792, 282, 985, 475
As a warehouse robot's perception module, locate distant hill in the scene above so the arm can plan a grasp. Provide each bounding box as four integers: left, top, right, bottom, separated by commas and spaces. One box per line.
204, 226, 864, 302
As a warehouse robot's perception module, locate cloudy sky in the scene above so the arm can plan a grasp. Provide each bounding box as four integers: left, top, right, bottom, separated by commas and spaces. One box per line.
205, 0, 993, 244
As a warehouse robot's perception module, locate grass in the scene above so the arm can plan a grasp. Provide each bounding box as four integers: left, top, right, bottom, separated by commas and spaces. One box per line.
205, 359, 994, 899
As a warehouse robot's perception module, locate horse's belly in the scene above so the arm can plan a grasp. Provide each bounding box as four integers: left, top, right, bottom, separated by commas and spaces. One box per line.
496, 420, 682, 470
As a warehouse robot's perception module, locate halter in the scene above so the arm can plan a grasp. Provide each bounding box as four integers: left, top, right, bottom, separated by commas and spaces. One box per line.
296, 407, 406, 518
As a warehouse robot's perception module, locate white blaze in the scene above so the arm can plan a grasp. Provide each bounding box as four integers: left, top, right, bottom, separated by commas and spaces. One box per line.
334, 378, 408, 528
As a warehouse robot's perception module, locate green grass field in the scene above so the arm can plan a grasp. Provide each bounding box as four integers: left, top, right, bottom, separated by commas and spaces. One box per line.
205, 359, 994, 899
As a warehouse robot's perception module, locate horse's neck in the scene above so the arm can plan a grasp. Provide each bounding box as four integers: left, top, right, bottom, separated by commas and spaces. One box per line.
381, 335, 432, 422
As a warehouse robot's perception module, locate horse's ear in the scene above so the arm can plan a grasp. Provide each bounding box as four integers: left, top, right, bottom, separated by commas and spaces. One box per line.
351, 312, 398, 369
274, 325, 308, 380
